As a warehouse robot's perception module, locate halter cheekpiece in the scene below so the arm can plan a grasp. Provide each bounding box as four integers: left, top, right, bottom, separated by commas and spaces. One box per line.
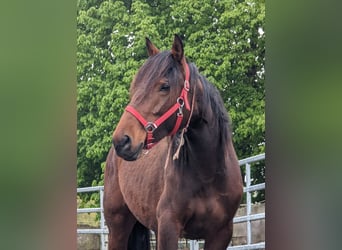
125, 62, 191, 149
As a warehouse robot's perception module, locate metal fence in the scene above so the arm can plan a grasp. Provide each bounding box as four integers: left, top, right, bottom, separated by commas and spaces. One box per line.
229, 153, 265, 250
77, 186, 107, 250
77, 153, 265, 250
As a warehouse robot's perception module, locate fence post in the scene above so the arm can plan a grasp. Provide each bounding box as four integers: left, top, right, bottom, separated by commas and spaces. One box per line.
246, 163, 252, 245
100, 188, 106, 250
189, 240, 199, 250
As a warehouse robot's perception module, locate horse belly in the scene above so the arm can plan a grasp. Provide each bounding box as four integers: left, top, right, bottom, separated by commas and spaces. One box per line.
117, 141, 168, 231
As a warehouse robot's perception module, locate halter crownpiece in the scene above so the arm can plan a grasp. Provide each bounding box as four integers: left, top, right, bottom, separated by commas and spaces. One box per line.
182, 62, 191, 110
125, 61, 191, 149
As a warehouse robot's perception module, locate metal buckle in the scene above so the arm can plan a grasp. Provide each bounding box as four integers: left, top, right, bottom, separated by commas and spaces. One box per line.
176, 97, 185, 115
145, 122, 157, 132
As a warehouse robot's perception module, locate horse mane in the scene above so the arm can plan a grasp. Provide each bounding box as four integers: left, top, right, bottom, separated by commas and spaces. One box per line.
188, 62, 232, 153
169, 61, 232, 176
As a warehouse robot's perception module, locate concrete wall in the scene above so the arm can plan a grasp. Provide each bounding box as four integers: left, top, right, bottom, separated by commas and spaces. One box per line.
77, 224, 100, 250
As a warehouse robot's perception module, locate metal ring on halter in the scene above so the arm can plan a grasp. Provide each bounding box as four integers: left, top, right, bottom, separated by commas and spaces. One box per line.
145, 122, 157, 132
177, 97, 185, 107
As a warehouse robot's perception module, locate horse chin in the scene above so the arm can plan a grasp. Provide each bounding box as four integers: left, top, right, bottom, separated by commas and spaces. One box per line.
117, 143, 144, 161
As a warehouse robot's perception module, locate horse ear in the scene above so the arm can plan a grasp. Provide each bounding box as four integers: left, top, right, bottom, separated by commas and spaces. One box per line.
146, 37, 160, 57
171, 34, 184, 62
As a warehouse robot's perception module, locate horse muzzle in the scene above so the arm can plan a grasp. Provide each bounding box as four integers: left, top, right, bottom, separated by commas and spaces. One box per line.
112, 135, 144, 161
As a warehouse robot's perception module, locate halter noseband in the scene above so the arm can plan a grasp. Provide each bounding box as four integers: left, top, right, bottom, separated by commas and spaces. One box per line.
125, 62, 191, 149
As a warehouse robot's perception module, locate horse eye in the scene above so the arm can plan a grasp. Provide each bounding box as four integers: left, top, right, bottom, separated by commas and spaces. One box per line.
160, 83, 170, 92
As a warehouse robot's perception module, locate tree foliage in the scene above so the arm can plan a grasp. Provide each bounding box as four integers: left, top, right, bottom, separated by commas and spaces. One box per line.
77, 0, 265, 190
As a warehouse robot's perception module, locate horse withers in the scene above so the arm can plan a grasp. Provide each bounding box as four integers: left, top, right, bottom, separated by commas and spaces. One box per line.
104, 35, 243, 250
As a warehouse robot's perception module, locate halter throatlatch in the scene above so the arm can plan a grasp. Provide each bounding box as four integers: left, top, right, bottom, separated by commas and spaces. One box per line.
125, 62, 191, 149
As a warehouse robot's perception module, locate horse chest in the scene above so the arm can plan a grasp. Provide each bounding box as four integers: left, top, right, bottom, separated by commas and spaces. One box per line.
161, 167, 232, 232
191, 194, 226, 220
180, 195, 228, 238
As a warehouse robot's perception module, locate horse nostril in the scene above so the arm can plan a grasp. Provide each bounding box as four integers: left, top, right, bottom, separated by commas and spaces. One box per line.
121, 135, 130, 146
114, 135, 131, 153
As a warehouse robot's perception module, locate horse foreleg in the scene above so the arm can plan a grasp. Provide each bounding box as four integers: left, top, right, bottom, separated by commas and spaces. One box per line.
203, 221, 233, 250
105, 204, 137, 250
157, 211, 181, 250
104, 148, 138, 250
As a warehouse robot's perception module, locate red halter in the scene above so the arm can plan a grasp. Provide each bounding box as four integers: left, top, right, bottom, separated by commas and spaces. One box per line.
125, 62, 191, 149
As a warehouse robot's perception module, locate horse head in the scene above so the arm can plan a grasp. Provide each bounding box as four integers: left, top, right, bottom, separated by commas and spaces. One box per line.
112, 35, 195, 161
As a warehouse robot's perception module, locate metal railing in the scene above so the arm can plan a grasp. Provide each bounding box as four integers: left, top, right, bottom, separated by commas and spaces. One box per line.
77, 153, 265, 250
77, 186, 108, 250
228, 153, 265, 249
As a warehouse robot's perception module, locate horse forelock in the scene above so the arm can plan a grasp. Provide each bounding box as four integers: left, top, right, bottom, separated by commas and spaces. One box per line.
130, 51, 184, 106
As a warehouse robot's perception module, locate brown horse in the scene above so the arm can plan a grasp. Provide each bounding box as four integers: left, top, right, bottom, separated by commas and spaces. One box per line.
104, 35, 243, 250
